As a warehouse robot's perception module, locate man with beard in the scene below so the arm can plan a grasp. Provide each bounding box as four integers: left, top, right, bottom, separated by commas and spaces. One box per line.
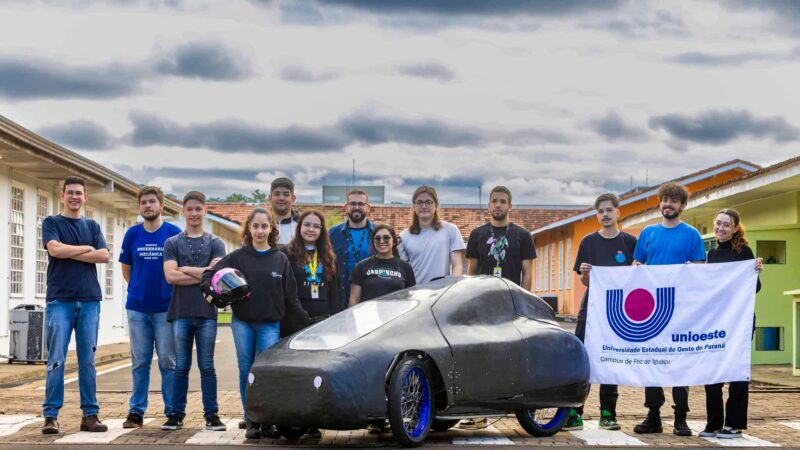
269, 177, 299, 245
564, 193, 637, 432
329, 189, 375, 309
632, 182, 705, 437
119, 186, 181, 429
41, 176, 110, 434
466, 186, 536, 288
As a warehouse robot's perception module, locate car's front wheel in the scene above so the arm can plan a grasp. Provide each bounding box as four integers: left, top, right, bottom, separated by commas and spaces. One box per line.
515, 407, 570, 437
388, 356, 433, 447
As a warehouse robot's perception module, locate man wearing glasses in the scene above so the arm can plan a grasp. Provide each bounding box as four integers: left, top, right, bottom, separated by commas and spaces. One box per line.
399, 186, 465, 284
41, 176, 110, 434
329, 189, 375, 309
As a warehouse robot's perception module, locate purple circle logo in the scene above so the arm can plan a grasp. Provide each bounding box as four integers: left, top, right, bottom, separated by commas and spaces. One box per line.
624, 288, 656, 322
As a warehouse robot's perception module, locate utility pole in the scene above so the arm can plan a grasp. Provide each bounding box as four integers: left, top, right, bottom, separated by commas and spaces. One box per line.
352, 159, 355, 188
478, 185, 482, 207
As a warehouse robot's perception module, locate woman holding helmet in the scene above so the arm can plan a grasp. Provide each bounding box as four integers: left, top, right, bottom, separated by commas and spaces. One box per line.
202, 207, 310, 439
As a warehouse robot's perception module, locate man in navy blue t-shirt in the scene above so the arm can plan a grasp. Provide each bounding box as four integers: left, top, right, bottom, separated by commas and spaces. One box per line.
119, 186, 181, 429
41, 176, 110, 435
632, 182, 706, 437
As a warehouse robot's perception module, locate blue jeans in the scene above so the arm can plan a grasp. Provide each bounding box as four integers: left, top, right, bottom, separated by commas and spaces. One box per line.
231, 316, 280, 419
171, 318, 218, 418
127, 310, 175, 416
43, 300, 100, 418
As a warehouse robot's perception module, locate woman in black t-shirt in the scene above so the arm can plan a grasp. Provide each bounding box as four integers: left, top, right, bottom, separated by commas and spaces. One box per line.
283, 210, 340, 325
349, 224, 416, 306
701, 208, 763, 440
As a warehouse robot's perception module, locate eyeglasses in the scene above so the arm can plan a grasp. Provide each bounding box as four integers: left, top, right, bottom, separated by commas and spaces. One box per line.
347, 201, 366, 208
414, 200, 434, 207
302, 222, 322, 230
374, 235, 392, 243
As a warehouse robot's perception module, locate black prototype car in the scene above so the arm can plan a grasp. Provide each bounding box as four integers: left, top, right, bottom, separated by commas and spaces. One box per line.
245, 276, 590, 447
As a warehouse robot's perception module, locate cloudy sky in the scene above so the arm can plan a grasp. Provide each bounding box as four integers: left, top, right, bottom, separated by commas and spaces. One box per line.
2, 0, 800, 205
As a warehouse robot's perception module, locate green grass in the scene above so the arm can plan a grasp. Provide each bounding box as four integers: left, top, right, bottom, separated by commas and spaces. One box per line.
217, 311, 232, 324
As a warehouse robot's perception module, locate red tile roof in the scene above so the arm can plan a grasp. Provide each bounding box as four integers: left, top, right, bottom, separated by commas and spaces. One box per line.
206, 203, 577, 239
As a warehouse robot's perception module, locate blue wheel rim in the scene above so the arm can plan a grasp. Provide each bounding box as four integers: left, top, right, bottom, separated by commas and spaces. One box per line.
527, 407, 568, 430
401, 366, 431, 438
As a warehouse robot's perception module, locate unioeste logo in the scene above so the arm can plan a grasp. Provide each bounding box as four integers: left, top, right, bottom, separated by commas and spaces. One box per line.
606, 287, 674, 342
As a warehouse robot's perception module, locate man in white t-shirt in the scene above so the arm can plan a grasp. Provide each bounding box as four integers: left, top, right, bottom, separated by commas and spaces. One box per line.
399, 186, 465, 284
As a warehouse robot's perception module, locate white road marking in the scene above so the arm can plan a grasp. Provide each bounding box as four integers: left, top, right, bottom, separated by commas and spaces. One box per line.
780, 421, 800, 431
0, 415, 43, 437
569, 420, 647, 446
54, 418, 154, 444
452, 425, 514, 445
186, 418, 246, 445
687, 420, 779, 447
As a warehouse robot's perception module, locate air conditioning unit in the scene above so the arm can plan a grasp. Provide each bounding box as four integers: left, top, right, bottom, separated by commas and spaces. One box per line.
9, 304, 47, 363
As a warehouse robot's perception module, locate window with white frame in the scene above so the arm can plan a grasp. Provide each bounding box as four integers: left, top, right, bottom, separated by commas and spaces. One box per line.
549, 242, 556, 291
565, 238, 572, 289
36, 193, 50, 297
558, 240, 564, 290
105, 215, 114, 297
10, 185, 25, 296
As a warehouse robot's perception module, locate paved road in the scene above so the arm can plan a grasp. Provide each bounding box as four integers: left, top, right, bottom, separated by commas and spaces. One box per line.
68, 325, 240, 393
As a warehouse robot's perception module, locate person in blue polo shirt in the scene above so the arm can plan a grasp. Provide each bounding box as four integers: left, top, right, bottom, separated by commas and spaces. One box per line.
632, 182, 706, 437
119, 186, 181, 429
41, 176, 110, 435
329, 189, 375, 309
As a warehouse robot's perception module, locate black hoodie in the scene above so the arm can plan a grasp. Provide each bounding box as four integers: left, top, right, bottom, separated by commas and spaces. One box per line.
202, 245, 311, 324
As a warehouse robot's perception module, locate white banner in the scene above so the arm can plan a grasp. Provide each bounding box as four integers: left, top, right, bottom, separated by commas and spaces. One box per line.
585, 261, 757, 387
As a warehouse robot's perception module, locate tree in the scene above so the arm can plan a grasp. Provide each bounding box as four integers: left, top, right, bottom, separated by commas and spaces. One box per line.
251, 189, 267, 203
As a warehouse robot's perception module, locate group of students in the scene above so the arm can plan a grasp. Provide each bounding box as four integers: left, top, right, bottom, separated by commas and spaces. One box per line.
38, 176, 535, 439
38, 175, 760, 441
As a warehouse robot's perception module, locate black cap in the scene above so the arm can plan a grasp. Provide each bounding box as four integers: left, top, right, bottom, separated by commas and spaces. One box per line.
270, 177, 295, 194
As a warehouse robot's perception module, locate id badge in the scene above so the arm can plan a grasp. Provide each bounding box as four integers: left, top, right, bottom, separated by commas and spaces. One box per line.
311, 283, 320, 299
493, 266, 502, 278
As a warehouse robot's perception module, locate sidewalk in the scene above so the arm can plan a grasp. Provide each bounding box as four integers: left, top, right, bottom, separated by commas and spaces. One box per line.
0, 342, 131, 385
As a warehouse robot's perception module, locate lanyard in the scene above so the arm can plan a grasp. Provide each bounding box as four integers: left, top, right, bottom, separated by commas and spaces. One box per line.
184, 232, 206, 266
489, 224, 510, 267
346, 225, 368, 263
306, 249, 320, 284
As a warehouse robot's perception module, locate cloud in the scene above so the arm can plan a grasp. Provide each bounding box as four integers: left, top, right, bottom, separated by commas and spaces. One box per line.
127, 112, 347, 152
124, 111, 575, 153
278, 65, 339, 83
649, 109, 800, 146
669, 48, 800, 67
154, 40, 252, 81
315, 0, 624, 17
0, 57, 143, 100
395, 62, 455, 82
584, 9, 687, 38
0, 39, 253, 100
588, 112, 649, 142
37, 119, 116, 150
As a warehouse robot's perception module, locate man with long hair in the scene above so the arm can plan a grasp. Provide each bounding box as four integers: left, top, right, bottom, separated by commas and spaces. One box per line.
399, 186, 465, 284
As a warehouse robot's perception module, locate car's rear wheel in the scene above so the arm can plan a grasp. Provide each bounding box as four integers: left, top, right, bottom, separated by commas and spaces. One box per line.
276, 425, 306, 440
431, 418, 460, 432
388, 357, 433, 447
515, 407, 569, 437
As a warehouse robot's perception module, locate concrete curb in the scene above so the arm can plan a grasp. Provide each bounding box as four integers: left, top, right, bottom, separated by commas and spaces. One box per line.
0, 350, 131, 385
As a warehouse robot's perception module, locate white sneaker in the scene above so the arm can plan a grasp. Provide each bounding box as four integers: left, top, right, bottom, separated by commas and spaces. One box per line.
698, 429, 718, 437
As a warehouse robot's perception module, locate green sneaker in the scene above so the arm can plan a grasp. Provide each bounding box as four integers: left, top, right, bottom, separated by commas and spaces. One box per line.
599, 410, 621, 431
562, 409, 584, 431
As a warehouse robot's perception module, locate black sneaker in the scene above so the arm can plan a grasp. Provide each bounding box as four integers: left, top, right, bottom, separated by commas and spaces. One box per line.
205, 413, 226, 431
42, 417, 59, 435
717, 427, 742, 439
261, 424, 281, 439
245, 420, 261, 439
673, 417, 692, 436
633, 410, 662, 434
161, 415, 183, 431
239, 420, 247, 430
123, 413, 144, 429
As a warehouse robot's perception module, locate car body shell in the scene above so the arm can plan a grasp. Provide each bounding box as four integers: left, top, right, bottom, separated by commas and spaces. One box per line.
246, 276, 590, 429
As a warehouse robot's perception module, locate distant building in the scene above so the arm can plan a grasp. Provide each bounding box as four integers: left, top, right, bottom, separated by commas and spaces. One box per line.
322, 185, 385, 204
